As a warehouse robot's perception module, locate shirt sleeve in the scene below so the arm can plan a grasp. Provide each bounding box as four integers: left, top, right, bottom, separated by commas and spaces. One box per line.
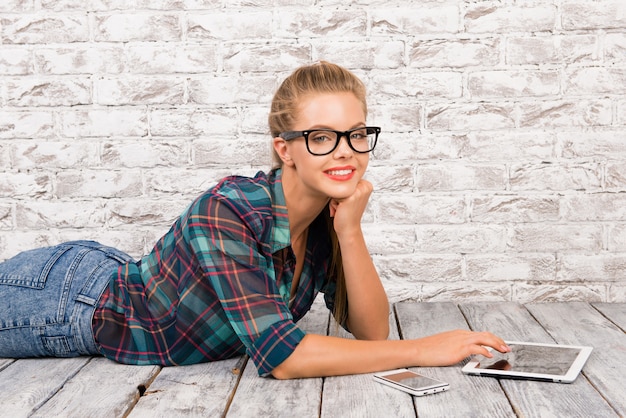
184, 195, 305, 376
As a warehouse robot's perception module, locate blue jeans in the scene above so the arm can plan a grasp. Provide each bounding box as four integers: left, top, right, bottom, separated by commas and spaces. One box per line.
0, 240, 133, 358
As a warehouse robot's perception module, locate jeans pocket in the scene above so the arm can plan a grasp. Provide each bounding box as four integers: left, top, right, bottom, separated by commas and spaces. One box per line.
0, 245, 71, 289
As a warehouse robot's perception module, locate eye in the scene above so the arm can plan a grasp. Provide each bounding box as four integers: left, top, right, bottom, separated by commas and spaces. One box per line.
350, 129, 368, 140
309, 131, 334, 143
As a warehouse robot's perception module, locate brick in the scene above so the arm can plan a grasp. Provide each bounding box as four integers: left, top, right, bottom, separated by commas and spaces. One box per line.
507, 35, 598, 65
193, 136, 270, 166
608, 224, 626, 252
609, 284, 626, 302
565, 67, 626, 95
471, 195, 560, 223
187, 11, 272, 40
606, 162, 626, 190
409, 38, 500, 68
0, 1, 33, 12
127, 44, 218, 74
11, 140, 99, 169
605, 33, 626, 63
360, 226, 416, 256
417, 163, 506, 192
313, 41, 404, 70
562, 1, 626, 30
519, 100, 612, 128
0, 231, 58, 262
373, 132, 464, 162
368, 104, 422, 132
106, 199, 187, 228
34, 46, 126, 74
375, 254, 463, 289
0, 203, 12, 230
240, 106, 269, 134
101, 140, 189, 168
376, 195, 466, 225
0, 47, 32, 75
61, 108, 148, 138
370, 5, 459, 35
558, 130, 626, 159
415, 224, 506, 253
94, 13, 181, 42
56, 170, 143, 198
427, 103, 515, 131
188, 75, 276, 105
513, 284, 605, 302
6, 77, 91, 107
96, 77, 185, 105
466, 254, 556, 282
275, 9, 366, 38
510, 162, 602, 192
507, 224, 603, 252
1, 14, 88, 44
468, 70, 560, 98
145, 167, 260, 196
619, 100, 626, 125
371, 71, 463, 101
464, 4, 556, 33
557, 253, 626, 282
365, 165, 413, 193
462, 131, 555, 162
15, 201, 106, 229
421, 283, 512, 302
0, 111, 54, 139
562, 194, 626, 221
150, 108, 239, 136
0, 172, 51, 198
223, 44, 311, 72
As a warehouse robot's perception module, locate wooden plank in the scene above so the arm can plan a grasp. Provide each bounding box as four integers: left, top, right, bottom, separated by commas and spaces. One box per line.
30, 358, 160, 418
127, 358, 242, 418
527, 302, 626, 417
226, 296, 330, 417
593, 303, 626, 331
321, 305, 416, 418
461, 302, 617, 418
0, 358, 14, 371
396, 302, 515, 418
0, 357, 89, 418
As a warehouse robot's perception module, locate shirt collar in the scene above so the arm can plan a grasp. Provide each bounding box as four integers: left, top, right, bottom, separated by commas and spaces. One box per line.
269, 168, 291, 252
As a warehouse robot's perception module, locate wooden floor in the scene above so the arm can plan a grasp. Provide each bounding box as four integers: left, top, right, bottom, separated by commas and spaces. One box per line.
1, 299, 625, 417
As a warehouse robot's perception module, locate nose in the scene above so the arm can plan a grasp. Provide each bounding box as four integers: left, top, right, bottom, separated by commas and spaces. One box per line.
333, 134, 354, 157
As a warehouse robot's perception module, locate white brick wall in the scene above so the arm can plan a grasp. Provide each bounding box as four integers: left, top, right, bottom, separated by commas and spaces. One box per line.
1, 0, 625, 303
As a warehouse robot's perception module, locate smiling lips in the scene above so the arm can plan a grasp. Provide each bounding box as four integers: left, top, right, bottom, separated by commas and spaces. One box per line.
325, 167, 355, 180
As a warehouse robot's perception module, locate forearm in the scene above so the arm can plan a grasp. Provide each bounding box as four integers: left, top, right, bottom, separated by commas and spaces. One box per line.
270, 330, 512, 380
271, 334, 415, 380
339, 230, 389, 340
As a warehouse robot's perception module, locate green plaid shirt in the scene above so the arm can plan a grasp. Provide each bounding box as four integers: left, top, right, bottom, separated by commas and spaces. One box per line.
93, 169, 336, 376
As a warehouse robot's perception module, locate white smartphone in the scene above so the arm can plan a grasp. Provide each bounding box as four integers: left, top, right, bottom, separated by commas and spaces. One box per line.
373, 368, 449, 397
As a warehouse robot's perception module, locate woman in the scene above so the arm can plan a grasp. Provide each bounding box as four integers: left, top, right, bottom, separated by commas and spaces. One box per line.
0, 61, 509, 379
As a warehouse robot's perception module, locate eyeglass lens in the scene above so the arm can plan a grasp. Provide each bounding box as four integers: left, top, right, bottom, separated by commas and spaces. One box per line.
307, 127, 377, 155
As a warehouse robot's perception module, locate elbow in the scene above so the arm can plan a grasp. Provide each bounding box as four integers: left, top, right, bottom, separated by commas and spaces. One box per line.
270, 362, 297, 380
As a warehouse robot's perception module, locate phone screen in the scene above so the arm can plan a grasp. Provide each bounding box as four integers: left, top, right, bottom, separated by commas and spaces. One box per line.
383, 370, 444, 389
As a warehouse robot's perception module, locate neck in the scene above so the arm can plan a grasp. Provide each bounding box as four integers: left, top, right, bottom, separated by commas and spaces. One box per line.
280, 165, 329, 240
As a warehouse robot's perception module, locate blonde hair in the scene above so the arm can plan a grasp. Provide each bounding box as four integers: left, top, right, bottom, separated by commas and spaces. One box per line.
268, 61, 368, 328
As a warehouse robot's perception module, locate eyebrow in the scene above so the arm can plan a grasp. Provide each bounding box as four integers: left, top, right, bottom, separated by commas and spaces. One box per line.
304, 123, 367, 131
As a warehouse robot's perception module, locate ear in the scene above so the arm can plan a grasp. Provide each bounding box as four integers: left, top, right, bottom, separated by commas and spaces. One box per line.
273, 136, 295, 167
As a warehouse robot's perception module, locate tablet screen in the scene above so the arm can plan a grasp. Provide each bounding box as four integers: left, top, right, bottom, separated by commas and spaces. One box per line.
476, 343, 581, 375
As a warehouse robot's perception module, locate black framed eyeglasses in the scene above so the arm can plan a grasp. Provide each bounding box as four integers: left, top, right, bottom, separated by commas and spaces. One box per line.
279, 126, 381, 156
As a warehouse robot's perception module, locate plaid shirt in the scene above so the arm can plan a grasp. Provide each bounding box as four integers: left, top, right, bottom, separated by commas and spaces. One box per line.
92, 169, 336, 376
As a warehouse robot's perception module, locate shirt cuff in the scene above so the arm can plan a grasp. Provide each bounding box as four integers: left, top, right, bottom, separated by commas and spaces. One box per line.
247, 320, 306, 377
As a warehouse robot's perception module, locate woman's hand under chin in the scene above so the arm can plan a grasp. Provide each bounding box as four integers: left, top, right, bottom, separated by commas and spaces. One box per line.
329, 179, 373, 239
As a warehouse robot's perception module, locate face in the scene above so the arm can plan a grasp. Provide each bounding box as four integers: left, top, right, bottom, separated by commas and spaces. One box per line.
275, 92, 369, 200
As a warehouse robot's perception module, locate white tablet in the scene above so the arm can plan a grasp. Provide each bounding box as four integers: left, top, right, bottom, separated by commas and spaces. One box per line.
462, 341, 593, 383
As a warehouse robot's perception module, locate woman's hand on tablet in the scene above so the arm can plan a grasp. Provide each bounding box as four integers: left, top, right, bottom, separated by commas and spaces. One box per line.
412, 330, 511, 367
